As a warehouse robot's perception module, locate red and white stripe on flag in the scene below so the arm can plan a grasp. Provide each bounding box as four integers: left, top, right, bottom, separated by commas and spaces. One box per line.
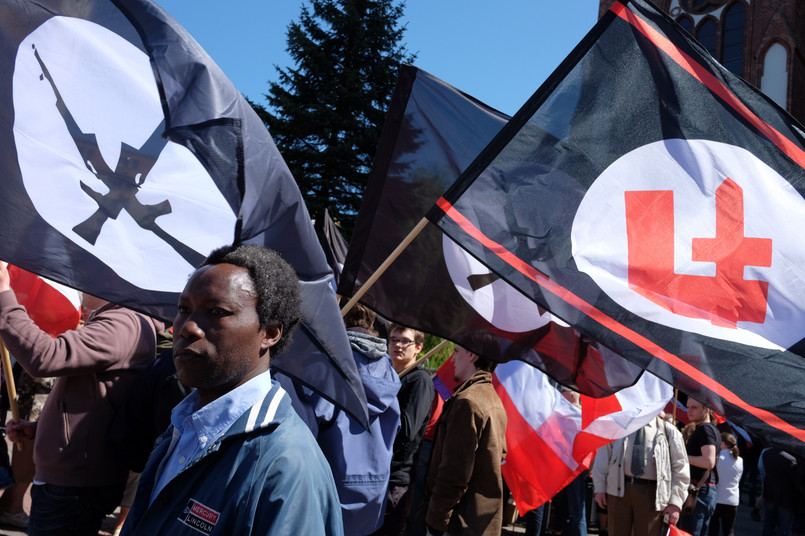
668, 524, 694, 536
493, 361, 672, 512
8, 265, 81, 336
575, 372, 674, 459
493, 361, 588, 512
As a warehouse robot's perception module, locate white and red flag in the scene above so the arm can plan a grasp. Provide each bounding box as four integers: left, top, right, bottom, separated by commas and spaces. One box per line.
7, 265, 80, 336
493, 360, 672, 511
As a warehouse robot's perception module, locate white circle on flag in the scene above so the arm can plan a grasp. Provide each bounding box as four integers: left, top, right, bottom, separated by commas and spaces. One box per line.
12, 17, 237, 292
442, 235, 561, 333
571, 138, 805, 350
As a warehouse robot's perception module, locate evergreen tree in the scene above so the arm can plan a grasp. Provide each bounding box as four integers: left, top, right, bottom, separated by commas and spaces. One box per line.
256, 0, 414, 238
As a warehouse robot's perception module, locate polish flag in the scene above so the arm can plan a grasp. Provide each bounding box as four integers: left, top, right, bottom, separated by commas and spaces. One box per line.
424, 353, 460, 440
668, 524, 694, 536
575, 372, 674, 459
493, 361, 672, 511
7, 265, 81, 336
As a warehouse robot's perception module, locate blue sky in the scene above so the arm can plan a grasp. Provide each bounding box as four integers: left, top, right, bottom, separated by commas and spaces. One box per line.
154, 1, 601, 117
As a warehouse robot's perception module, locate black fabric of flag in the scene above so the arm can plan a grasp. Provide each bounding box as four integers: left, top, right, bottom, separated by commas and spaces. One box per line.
0, 0, 367, 425
319, 209, 349, 285
339, 64, 644, 397
428, 0, 805, 454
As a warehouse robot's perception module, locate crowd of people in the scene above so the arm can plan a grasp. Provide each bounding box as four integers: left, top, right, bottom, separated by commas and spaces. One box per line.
0, 245, 801, 536
589, 399, 805, 536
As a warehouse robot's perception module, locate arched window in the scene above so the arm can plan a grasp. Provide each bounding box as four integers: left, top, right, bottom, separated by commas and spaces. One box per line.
682, 0, 714, 9
696, 18, 718, 59
722, 2, 745, 76
761, 43, 789, 109
677, 16, 694, 36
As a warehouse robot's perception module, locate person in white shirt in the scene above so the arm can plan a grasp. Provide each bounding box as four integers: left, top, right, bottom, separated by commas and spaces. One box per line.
709, 432, 743, 536
593, 414, 690, 536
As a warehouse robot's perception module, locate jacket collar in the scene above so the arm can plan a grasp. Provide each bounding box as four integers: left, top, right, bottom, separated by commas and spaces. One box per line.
454, 370, 493, 395
152, 380, 291, 474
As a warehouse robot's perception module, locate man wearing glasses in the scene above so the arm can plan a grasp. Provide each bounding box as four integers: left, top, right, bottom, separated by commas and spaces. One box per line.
372, 324, 434, 535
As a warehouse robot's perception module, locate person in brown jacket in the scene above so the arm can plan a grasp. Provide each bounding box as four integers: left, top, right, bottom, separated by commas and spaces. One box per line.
0, 263, 164, 536
425, 333, 507, 536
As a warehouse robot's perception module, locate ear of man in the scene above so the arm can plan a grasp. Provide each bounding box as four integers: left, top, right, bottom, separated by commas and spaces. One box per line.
261, 326, 283, 353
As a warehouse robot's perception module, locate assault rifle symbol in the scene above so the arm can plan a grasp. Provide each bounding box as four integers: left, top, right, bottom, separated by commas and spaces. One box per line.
33, 44, 204, 268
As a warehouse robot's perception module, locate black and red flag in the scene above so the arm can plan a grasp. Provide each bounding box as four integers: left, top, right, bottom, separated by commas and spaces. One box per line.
428, 0, 805, 453
339, 64, 645, 396
0, 0, 367, 425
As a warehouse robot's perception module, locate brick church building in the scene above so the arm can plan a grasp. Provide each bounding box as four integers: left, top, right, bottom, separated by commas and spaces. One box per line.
598, 0, 804, 124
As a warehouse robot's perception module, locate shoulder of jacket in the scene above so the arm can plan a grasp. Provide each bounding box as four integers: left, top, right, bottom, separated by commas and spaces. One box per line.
225, 383, 293, 439
456, 382, 501, 412
404, 368, 434, 389
661, 420, 685, 441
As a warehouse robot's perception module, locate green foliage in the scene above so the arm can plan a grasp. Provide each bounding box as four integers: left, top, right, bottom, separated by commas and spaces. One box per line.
255, 0, 415, 239
420, 334, 454, 372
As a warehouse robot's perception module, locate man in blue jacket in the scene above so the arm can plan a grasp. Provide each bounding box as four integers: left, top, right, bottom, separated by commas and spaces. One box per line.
276, 303, 401, 535
122, 244, 343, 536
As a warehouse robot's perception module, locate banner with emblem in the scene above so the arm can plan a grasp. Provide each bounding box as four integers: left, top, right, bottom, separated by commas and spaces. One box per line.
340, 64, 645, 397
428, 0, 805, 453
0, 0, 367, 425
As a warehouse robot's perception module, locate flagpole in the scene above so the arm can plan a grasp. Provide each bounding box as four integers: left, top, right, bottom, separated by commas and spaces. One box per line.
341, 217, 429, 317
399, 339, 450, 378
0, 261, 21, 451
0, 338, 22, 451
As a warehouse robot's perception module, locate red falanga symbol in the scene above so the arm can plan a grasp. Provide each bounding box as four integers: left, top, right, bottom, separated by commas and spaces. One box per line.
625, 178, 772, 328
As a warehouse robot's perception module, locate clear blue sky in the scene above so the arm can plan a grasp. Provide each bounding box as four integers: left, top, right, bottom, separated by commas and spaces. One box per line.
154, 1, 601, 117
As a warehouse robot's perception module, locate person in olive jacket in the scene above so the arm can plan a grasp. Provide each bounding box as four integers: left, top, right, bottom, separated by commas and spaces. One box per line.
425, 332, 507, 536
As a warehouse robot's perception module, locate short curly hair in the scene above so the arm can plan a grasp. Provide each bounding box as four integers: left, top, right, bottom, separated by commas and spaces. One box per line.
203, 244, 301, 357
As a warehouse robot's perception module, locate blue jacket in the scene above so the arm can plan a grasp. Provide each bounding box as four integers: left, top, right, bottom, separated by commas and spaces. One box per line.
121, 380, 343, 536
276, 330, 401, 535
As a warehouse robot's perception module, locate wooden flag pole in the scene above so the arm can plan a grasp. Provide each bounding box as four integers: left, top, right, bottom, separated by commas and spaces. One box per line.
399, 339, 450, 379
0, 262, 21, 451
341, 217, 429, 317
0, 338, 22, 451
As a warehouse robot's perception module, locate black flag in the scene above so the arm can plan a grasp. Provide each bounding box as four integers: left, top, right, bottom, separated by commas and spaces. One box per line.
0, 0, 367, 425
339, 64, 644, 396
428, 0, 805, 453
320, 209, 349, 285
